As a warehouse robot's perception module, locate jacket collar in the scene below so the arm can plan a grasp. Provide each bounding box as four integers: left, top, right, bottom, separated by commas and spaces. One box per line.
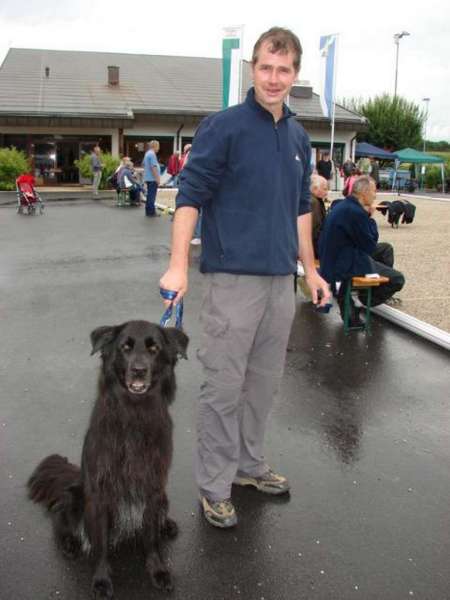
346, 195, 367, 212
245, 87, 296, 122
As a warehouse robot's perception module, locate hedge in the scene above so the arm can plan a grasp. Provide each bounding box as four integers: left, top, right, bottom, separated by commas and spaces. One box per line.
0, 147, 31, 190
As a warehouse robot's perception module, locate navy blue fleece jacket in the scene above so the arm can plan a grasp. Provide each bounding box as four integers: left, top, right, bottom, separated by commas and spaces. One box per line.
176, 88, 312, 275
319, 195, 379, 283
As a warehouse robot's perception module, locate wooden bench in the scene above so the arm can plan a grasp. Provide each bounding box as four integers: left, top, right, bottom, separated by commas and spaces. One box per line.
306, 260, 390, 334
343, 276, 390, 335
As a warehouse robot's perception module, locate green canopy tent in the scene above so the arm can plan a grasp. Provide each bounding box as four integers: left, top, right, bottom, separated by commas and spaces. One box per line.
393, 147, 446, 192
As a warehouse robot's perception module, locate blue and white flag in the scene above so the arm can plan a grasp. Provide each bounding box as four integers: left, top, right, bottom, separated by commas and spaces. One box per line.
319, 34, 337, 119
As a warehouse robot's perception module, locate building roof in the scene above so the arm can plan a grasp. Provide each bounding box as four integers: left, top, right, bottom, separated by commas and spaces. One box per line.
0, 48, 365, 127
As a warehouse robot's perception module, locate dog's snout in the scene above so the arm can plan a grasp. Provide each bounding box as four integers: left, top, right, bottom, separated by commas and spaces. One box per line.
131, 366, 148, 378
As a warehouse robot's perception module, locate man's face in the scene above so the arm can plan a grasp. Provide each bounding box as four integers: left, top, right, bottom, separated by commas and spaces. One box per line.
362, 181, 377, 209
252, 41, 298, 113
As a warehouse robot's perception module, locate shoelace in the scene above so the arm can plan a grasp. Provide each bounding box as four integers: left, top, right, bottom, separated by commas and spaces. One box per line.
212, 500, 234, 514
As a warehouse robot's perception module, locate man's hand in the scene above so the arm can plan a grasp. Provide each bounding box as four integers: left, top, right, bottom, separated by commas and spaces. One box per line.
159, 267, 187, 306
305, 269, 331, 306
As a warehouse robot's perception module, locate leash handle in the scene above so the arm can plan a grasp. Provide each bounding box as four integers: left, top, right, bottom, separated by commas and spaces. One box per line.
159, 288, 184, 329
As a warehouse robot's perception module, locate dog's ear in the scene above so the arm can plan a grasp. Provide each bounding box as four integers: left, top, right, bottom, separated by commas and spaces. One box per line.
90, 325, 121, 356
163, 327, 189, 360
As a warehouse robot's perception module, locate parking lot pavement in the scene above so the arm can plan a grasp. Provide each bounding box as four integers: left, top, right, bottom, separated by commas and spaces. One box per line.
1, 202, 449, 600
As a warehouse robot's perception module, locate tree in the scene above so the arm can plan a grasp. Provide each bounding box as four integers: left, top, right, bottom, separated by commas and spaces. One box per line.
341, 94, 424, 151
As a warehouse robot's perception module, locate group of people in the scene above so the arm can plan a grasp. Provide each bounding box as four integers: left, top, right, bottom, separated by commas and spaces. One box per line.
310, 173, 405, 326
90, 141, 193, 216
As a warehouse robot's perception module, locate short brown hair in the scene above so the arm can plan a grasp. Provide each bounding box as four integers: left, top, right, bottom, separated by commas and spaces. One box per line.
252, 27, 302, 72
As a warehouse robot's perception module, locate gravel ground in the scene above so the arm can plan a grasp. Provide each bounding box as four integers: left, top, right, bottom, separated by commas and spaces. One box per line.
373, 195, 450, 332
158, 189, 450, 332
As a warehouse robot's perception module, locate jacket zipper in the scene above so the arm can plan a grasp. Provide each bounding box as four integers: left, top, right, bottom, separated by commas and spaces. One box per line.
274, 122, 280, 152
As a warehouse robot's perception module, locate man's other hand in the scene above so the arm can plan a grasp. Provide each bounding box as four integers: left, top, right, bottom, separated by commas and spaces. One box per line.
305, 270, 331, 306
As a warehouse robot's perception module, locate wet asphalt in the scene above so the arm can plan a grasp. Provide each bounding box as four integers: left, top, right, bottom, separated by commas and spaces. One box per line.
1, 200, 449, 600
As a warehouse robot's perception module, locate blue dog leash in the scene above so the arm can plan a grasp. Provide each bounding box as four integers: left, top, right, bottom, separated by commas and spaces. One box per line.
159, 288, 184, 329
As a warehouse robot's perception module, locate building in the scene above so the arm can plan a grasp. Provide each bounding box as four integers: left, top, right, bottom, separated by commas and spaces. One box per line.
0, 48, 366, 185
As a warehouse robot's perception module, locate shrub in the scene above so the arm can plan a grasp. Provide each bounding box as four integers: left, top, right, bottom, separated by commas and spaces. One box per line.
74, 152, 120, 189
0, 147, 31, 190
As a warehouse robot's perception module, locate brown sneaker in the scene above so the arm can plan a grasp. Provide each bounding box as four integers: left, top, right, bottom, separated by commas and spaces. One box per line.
200, 496, 238, 528
233, 469, 290, 495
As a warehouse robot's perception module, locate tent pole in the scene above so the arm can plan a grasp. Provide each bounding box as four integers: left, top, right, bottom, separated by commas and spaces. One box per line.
392, 159, 399, 193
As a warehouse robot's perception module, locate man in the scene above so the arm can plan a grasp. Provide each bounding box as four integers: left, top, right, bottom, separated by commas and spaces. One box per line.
310, 174, 329, 259
319, 175, 405, 326
118, 158, 143, 206
91, 145, 103, 197
143, 140, 160, 217
316, 151, 333, 188
179, 143, 192, 171
369, 156, 380, 189
160, 27, 330, 529
342, 158, 355, 178
166, 151, 181, 187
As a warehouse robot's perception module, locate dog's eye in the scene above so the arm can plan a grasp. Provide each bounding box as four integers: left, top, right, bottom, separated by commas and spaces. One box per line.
122, 339, 134, 352
148, 344, 159, 354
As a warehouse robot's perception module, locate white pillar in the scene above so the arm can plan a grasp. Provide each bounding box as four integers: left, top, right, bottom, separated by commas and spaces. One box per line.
111, 130, 120, 157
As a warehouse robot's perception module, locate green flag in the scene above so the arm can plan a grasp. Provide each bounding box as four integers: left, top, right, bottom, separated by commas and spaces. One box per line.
222, 26, 243, 109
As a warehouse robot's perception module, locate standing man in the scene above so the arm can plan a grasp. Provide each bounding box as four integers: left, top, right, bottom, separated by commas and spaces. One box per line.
160, 27, 330, 529
143, 140, 160, 217
316, 151, 333, 189
369, 156, 380, 189
90, 145, 103, 197
310, 174, 329, 259
166, 150, 181, 187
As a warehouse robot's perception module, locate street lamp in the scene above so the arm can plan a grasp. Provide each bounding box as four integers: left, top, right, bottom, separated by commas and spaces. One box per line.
394, 31, 410, 97
422, 97, 430, 152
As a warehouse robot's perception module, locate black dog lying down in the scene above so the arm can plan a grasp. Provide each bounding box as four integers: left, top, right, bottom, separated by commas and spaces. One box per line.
28, 320, 189, 599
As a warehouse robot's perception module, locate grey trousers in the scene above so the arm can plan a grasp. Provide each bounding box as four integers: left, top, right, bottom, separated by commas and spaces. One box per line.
195, 273, 296, 501
92, 171, 102, 195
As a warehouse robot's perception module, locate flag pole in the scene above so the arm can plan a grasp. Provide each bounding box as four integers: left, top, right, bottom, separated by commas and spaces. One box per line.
330, 34, 339, 190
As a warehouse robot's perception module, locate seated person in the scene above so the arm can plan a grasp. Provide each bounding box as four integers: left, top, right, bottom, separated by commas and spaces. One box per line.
319, 175, 405, 326
118, 158, 143, 205
310, 174, 328, 259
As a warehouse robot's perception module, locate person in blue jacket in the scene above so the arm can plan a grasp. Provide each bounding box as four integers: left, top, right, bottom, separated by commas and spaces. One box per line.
319, 175, 405, 325
143, 140, 161, 217
160, 27, 330, 529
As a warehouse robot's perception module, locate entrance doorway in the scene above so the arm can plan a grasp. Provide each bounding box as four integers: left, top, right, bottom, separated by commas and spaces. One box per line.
57, 140, 79, 183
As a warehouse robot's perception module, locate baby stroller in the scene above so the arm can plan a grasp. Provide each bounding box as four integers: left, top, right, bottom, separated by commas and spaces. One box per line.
16, 174, 45, 215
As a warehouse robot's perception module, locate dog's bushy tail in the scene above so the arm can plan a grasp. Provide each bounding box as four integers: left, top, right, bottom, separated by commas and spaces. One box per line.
28, 454, 82, 512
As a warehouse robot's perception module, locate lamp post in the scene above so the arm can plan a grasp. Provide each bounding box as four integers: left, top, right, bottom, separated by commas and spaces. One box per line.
422, 97, 430, 152
394, 31, 410, 97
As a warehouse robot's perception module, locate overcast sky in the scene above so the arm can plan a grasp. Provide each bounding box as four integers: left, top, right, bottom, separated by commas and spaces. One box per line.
1, 0, 449, 141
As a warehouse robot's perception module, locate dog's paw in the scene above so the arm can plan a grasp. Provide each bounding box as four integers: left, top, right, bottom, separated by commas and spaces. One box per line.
162, 517, 178, 539
92, 576, 114, 599
151, 568, 173, 593
61, 534, 81, 559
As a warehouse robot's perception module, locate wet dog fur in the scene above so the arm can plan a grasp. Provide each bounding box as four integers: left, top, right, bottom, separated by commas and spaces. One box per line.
27, 320, 189, 599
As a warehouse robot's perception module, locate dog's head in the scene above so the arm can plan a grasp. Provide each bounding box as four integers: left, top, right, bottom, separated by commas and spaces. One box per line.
90, 320, 189, 396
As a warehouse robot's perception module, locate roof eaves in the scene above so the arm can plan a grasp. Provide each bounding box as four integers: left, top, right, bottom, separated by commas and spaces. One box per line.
0, 110, 134, 120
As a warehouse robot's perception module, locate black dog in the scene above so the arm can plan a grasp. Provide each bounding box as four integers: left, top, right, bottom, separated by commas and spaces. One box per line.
28, 320, 189, 599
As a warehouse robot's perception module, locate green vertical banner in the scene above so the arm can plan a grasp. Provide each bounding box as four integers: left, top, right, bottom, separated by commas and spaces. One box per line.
222, 26, 243, 109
